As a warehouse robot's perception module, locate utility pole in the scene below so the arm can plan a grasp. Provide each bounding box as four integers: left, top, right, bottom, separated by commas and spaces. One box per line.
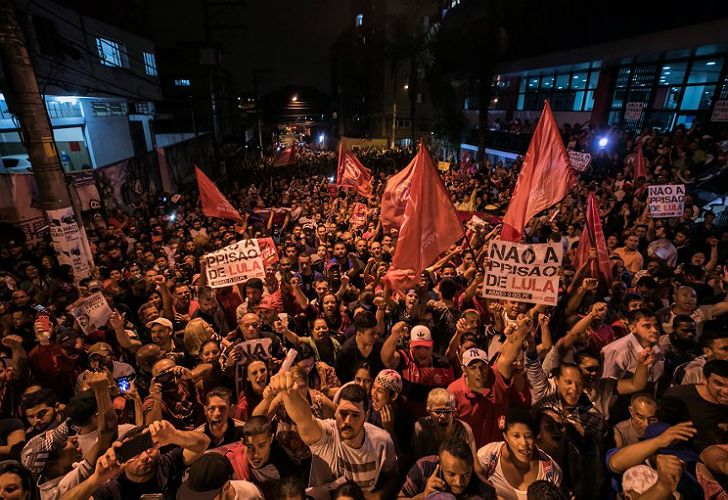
0, 0, 92, 280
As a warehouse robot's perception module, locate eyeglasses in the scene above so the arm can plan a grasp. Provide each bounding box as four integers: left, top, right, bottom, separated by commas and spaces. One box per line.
429, 408, 455, 416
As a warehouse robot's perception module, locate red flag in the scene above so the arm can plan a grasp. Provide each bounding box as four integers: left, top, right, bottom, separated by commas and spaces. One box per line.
195, 166, 243, 222
501, 101, 576, 242
380, 155, 417, 232
336, 143, 373, 198
634, 141, 647, 181
574, 193, 612, 284
385, 144, 464, 293
273, 146, 297, 167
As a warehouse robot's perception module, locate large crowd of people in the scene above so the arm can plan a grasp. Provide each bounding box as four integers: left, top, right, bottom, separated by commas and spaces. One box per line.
0, 121, 727, 500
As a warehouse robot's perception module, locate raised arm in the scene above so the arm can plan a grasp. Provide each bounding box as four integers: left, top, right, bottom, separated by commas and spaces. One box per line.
269, 371, 323, 445
495, 315, 531, 380
608, 422, 696, 473
381, 321, 407, 370
616, 349, 653, 394
108, 310, 142, 354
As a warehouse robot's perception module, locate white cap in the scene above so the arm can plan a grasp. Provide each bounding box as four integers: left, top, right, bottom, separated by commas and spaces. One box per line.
409, 325, 433, 347
462, 348, 488, 366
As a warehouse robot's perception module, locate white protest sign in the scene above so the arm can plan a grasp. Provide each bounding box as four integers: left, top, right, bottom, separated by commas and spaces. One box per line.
482, 240, 563, 306
204, 239, 266, 288
68, 292, 112, 335
47, 207, 92, 282
648, 184, 685, 218
625, 102, 644, 120
711, 100, 728, 122
233, 338, 273, 395
568, 150, 592, 172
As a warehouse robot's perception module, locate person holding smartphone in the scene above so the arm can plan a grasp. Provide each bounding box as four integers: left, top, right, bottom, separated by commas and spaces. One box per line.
398, 438, 496, 499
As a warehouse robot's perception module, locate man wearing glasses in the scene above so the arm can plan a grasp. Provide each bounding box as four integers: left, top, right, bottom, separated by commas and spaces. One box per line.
411, 388, 476, 460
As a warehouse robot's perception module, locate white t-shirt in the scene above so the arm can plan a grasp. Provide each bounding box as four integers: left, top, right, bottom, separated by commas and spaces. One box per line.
477, 441, 562, 500
308, 419, 396, 494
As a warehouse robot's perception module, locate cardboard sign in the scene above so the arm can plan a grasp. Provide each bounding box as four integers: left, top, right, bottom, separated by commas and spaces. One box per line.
257, 237, 279, 268
351, 202, 368, 226
68, 292, 112, 335
205, 239, 266, 288
648, 184, 685, 218
233, 338, 273, 395
625, 102, 644, 120
482, 240, 563, 306
568, 150, 592, 172
437, 161, 451, 172
711, 100, 728, 122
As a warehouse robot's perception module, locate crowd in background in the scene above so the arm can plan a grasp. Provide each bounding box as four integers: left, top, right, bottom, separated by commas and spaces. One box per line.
0, 120, 726, 499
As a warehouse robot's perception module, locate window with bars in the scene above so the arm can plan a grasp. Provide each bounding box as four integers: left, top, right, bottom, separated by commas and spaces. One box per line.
143, 51, 157, 76
609, 54, 726, 128
96, 37, 128, 68
91, 101, 128, 116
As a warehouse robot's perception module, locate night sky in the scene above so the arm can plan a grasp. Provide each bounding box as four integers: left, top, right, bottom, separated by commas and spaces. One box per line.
148, 0, 351, 96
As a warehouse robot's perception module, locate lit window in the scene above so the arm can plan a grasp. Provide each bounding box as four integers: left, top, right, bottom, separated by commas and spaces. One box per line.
143, 51, 157, 76
175, 79, 191, 87
355, 14, 363, 27
96, 37, 127, 68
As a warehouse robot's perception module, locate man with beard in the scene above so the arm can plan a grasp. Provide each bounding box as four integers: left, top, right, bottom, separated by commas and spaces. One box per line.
194, 387, 244, 449
411, 388, 476, 460
673, 329, 728, 385
268, 374, 398, 498
194, 286, 231, 335
76, 342, 135, 392
21, 389, 63, 438
62, 420, 210, 500
381, 323, 454, 418
146, 318, 185, 365
399, 438, 496, 499
660, 316, 699, 384
143, 358, 205, 430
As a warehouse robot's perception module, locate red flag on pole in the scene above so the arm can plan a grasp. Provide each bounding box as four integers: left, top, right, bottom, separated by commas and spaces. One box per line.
380, 155, 416, 232
573, 192, 612, 284
336, 143, 373, 198
195, 166, 244, 222
501, 101, 576, 242
384, 144, 464, 293
634, 141, 647, 181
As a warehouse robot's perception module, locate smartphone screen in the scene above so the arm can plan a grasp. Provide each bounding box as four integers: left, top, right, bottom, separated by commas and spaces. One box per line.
117, 376, 130, 394
36, 312, 51, 332
115, 432, 154, 463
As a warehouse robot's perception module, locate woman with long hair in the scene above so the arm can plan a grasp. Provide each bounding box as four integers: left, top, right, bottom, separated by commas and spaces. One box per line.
232, 358, 269, 421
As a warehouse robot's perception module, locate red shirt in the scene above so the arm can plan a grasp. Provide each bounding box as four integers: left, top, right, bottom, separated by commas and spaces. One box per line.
448, 368, 519, 447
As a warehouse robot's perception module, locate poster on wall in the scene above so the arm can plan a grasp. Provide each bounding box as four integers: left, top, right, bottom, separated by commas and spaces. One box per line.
711, 100, 728, 122
482, 240, 563, 306
625, 102, 644, 120
47, 207, 93, 282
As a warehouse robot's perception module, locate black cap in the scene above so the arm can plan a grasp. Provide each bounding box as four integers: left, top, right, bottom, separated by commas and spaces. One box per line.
64, 389, 98, 426
176, 453, 233, 500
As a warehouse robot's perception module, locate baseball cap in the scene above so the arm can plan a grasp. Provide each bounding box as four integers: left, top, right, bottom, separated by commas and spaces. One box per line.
256, 293, 282, 311
87, 280, 103, 293
375, 369, 402, 395
621, 465, 658, 494
410, 325, 433, 348
643, 422, 700, 463
88, 342, 113, 358
462, 348, 489, 366
146, 317, 173, 330
65, 389, 98, 425
176, 453, 233, 500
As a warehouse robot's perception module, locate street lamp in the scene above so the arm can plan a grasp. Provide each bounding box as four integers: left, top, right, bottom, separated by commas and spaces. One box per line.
403, 84, 409, 90
291, 95, 298, 102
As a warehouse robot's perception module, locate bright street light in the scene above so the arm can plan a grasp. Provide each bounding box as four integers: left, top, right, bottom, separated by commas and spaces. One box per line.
291, 95, 298, 102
